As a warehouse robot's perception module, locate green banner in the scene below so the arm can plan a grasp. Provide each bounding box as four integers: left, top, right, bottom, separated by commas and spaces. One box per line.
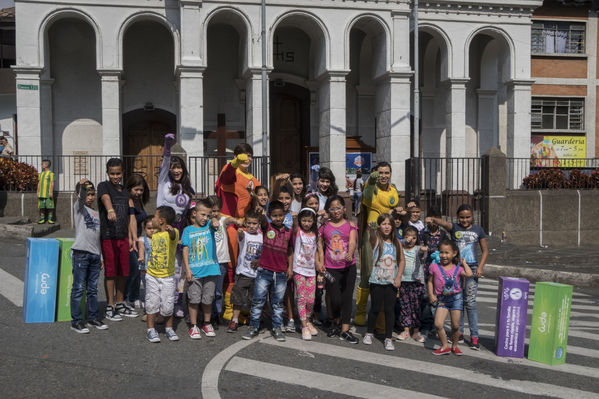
528, 282, 573, 365
55, 238, 85, 322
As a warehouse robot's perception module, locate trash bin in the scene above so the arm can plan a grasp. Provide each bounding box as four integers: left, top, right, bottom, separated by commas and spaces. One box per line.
528, 282, 573, 365
23, 238, 59, 323
494, 277, 529, 358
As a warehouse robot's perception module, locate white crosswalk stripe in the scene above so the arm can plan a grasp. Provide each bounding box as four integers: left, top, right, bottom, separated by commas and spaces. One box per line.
0, 267, 23, 307
226, 356, 446, 399
243, 337, 599, 398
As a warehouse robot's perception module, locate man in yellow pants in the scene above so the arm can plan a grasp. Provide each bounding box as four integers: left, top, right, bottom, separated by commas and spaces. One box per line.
355, 162, 400, 326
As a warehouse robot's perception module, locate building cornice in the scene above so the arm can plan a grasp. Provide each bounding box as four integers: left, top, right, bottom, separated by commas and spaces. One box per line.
418, 1, 543, 18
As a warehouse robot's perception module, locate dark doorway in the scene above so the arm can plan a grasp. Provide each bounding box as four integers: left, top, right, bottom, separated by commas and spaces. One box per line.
123, 109, 176, 190
269, 81, 310, 175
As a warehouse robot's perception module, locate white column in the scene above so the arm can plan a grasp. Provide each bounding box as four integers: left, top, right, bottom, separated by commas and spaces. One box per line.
318, 71, 348, 191
477, 89, 498, 155
445, 78, 468, 158
40, 78, 54, 157
99, 70, 122, 155
245, 68, 267, 156
180, 0, 203, 67
13, 67, 44, 155
178, 66, 204, 156
507, 80, 533, 158
507, 79, 533, 188
376, 72, 412, 190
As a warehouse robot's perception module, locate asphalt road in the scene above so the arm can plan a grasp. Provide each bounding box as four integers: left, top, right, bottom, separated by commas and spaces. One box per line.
1, 238, 598, 398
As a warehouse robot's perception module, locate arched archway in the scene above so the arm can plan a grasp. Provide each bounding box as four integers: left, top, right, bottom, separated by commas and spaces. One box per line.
203, 9, 250, 156
346, 15, 388, 151
269, 12, 328, 175
48, 18, 101, 162
466, 30, 512, 156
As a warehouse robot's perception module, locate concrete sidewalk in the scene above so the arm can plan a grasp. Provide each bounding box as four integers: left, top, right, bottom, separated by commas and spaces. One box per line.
485, 235, 599, 288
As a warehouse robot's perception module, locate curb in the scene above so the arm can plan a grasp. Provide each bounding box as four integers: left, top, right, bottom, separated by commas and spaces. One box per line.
484, 263, 599, 288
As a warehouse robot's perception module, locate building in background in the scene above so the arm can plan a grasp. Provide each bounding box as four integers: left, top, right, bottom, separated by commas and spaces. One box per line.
13, 0, 542, 191
530, 0, 598, 162
0, 6, 15, 150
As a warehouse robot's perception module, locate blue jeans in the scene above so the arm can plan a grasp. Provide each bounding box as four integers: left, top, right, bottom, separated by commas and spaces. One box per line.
249, 268, 287, 329
352, 192, 362, 214
460, 264, 479, 337
70, 250, 101, 323
125, 250, 141, 303
212, 263, 228, 318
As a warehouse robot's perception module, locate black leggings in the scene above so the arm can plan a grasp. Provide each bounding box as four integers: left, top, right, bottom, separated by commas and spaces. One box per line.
367, 283, 397, 339
326, 264, 356, 325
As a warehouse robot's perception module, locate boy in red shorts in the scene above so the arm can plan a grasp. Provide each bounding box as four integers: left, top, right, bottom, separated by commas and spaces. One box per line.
97, 158, 138, 321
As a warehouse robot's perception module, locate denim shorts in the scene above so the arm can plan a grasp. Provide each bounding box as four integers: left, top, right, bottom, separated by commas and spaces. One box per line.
437, 292, 463, 311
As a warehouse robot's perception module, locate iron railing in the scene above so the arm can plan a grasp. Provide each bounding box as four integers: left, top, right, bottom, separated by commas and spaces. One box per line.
5, 154, 270, 194
405, 157, 484, 224
188, 155, 270, 197
507, 158, 599, 189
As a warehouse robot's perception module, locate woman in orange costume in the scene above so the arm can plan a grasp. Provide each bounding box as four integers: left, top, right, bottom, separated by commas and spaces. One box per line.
215, 143, 260, 321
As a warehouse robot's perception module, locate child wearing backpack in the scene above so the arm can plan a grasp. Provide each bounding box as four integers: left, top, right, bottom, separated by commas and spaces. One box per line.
428, 239, 472, 356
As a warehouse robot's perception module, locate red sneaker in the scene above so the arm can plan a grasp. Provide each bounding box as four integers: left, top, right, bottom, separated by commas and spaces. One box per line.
432, 347, 451, 356
227, 320, 239, 333
452, 347, 464, 356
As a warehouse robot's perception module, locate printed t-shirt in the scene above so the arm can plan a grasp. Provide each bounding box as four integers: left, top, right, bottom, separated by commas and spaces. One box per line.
97, 181, 130, 240
147, 229, 179, 278
320, 221, 355, 269
236, 231, 263, 278
369, 241, 398, 285
292, 230, 317, 277
181, 224, 220, 278
38, 171, 54, 198
258, 222, 292, 273
451, 223, 486, 265
361, 183, 399, 223
214, 216, 231, 264
402, 245, 423, 282
429, 263, 464, 295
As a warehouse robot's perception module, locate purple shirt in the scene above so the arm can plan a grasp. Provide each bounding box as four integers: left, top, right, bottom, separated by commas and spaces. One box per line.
319, 221, 355, 269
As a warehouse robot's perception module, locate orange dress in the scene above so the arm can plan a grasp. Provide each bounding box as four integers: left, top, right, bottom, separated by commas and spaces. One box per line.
215, 162, 260, 320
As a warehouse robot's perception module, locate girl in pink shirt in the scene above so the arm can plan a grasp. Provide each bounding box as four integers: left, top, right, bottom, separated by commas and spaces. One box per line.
428, 240, 473, 356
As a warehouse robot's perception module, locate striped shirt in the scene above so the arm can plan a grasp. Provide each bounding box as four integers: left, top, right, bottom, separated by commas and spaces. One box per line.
38, 171, 54, 198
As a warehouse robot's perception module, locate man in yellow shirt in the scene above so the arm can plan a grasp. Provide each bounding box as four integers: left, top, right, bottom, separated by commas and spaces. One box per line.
355, 162, 400, 326
145, 206, 180, 343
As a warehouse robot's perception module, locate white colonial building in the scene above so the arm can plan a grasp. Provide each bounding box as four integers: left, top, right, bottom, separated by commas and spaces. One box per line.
13, 0, 542, 189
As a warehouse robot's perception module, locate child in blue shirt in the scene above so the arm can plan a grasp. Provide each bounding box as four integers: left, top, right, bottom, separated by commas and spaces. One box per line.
181, 198, 221, 339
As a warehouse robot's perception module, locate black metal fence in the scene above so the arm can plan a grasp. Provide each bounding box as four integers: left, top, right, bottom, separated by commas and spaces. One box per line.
405, 157, 484, 224
507, 158, 599, 189
6, 154, 270, 194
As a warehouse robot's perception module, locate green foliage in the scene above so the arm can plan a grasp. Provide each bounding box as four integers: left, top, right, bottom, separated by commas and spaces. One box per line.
522, 168, 598, 189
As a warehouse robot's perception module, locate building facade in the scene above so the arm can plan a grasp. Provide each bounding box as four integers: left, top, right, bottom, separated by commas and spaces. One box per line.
14, 0, 542, 189
531, 0, 598, 160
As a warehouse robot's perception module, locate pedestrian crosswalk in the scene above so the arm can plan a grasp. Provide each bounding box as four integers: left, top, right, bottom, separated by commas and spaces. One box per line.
213, 278, 599, 399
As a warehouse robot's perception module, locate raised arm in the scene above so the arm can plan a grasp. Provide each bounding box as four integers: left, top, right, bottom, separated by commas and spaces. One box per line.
425, 216, 452, 232
362, 171, 379, 203
158, 133, 175, 186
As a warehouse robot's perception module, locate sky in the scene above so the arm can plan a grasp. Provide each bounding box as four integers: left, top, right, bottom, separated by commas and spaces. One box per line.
0, 0, 13, 9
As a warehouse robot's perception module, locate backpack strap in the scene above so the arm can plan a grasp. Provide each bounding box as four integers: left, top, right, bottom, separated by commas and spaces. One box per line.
451, 265, 459, 279
437, 263, 448, 280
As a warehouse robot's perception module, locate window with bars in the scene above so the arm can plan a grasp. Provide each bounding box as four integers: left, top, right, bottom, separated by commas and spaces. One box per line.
531, 98, 584, 132
531, 21, 585, 54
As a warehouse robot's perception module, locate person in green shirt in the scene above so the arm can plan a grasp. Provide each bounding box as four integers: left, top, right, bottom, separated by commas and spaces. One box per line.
37, 159, 55, 224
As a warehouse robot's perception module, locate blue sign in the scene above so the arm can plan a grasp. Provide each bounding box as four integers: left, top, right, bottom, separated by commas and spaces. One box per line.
23, 238, 59, 323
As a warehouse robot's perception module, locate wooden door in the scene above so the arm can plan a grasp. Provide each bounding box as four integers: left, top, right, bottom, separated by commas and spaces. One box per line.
271, 93, 301, 174
124, 122, 169, 190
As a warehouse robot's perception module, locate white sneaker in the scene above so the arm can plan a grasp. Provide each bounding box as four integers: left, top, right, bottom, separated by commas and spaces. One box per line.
165, 328, 179, 341
146, 328, 160, 343
384, 338, 395, 351
302, 327, 312, 341
362, 333, 373, 345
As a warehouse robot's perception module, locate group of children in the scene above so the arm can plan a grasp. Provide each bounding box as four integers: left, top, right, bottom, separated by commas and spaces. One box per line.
68, 137, 488, 356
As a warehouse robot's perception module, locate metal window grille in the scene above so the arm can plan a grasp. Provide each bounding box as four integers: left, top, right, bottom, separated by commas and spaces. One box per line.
531, 21, 585, 55
531, 98, 584, 132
